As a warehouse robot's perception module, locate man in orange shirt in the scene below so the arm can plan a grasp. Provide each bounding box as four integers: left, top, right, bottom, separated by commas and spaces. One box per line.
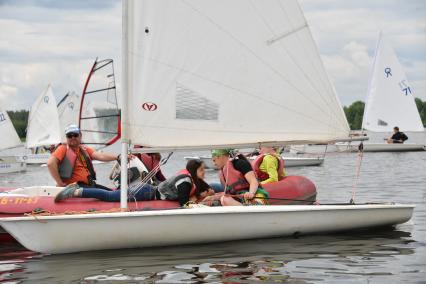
47, 124, 120, 188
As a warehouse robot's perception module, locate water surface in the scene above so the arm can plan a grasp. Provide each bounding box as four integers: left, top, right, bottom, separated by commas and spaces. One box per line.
1, 133, 425, 283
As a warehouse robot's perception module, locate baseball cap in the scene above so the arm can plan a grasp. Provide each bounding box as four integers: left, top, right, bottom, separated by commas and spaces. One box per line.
65, 124, 80, 135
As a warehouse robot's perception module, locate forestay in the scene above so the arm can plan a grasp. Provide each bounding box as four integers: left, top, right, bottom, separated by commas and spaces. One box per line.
0, 108, 22, 150
80, 59, 120, 149
362, 33, 424, 132
57, 91, 80, 141
26, 85, 61, 149
123, 0, 350, 148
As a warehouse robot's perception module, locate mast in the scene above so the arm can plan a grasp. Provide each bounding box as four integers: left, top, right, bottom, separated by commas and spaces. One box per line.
120, 0, 130, 209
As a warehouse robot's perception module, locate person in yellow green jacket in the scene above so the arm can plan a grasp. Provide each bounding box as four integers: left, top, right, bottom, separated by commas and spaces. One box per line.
251, 146, 286, 185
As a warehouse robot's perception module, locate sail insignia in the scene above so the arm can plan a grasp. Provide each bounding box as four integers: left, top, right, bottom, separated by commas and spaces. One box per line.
175, 84, 219, 121
377, 119, 388, 126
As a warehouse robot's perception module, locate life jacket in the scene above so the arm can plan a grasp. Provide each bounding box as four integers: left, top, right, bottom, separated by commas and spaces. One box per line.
219, 160, 250, 194
157, 169, 196, 200
251, 153, 285, 182
58, 145, 96, 183
138, 153, 155, 171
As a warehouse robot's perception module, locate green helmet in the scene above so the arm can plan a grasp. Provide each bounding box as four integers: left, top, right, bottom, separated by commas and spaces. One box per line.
211, 148, 234, 158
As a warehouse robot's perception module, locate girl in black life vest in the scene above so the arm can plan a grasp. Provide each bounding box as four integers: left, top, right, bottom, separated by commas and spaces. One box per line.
158, 159, 214, 206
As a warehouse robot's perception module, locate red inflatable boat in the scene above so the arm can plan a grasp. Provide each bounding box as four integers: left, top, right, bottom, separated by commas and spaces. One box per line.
0, 176, 316, 242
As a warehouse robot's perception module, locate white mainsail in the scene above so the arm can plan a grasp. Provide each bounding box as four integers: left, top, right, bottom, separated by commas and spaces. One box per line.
0, 108, 22, 150
26, 85, 62, 149
124, 0, 350, 148
362, 33, 424, 132
57, 91, 80, 141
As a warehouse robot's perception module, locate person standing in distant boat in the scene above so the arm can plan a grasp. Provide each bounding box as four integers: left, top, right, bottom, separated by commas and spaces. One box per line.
386, 126, 408, 144
251, 146, 286, 185
47, 124, 122, 189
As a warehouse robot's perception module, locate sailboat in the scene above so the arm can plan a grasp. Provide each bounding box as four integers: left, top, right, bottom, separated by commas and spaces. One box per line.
0, 0, 413, 254
25, 85, 62, 164
0, 108, 26, 174
336, 33, 425, 152
79, 58, 121, 151
57, 91, 80, 142
185, 154, 324, 169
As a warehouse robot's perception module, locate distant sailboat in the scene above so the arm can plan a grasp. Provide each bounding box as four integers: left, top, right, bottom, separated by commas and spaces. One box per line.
25, 85, 62, 164
57, 91, 80, 141
0, 108, 26, 174
184, 155, 324, 169
79, 58, 121, 151
337, 32, 425, 152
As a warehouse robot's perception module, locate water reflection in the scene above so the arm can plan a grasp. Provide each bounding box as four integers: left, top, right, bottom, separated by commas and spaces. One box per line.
0, 228, 416, 283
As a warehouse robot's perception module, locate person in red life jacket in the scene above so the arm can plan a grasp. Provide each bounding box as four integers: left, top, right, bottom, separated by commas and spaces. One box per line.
47, 124, 122, 189
210, 149, 269, 206
157, 159, 214, 206
252, 146, 286, 185
132, 148, 166, 185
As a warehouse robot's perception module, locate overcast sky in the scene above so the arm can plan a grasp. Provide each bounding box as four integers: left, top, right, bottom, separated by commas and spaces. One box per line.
1, 0, 425, 110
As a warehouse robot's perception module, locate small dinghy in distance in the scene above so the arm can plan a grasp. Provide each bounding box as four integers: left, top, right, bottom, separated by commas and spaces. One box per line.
0, 0, 414, 254
79, 58, 121, 151
185, 155, 324, 169
0, 109, 26, 173
337, 32, 426, 153
25, 84, 62, 164
57, 91, 81, 141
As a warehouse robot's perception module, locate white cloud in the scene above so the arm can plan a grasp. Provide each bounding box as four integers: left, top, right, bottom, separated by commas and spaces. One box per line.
0, 1, 122, 110
1, 0, 425, 111
300, 0, 426, 105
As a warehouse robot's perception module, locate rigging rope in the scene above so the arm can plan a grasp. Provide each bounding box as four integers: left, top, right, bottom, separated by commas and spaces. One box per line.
128, 152, 173, 198
350, 142, 364, 204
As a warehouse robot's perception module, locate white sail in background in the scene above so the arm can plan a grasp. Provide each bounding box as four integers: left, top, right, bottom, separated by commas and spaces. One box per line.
57, 91, 80, 141
362, 33, 424, 132
26, 85, 62, 149
0, 108, 22, 150
123, 0, 350, 149
79, 59, 120, 150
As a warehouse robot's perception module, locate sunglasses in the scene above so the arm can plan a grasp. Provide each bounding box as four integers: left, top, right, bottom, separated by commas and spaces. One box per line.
66, 133, 80, 138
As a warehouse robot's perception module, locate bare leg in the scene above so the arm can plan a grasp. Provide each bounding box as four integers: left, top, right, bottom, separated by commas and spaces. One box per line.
220, 196, 243, 206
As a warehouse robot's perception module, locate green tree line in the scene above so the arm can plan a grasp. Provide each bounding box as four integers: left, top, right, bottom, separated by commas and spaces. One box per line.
7, 110, 29, 139
344, 98, 426, 130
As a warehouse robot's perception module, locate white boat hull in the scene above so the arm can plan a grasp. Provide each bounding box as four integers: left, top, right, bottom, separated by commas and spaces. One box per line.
185, 156, 324, 169
336, 143, 425, 152
0, 156, 26, 174
0, 204, 414, 254
283, 157, 324, 167
22, 153, 50, 164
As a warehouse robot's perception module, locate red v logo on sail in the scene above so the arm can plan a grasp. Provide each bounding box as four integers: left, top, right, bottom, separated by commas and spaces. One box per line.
142, 102, 158, 111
